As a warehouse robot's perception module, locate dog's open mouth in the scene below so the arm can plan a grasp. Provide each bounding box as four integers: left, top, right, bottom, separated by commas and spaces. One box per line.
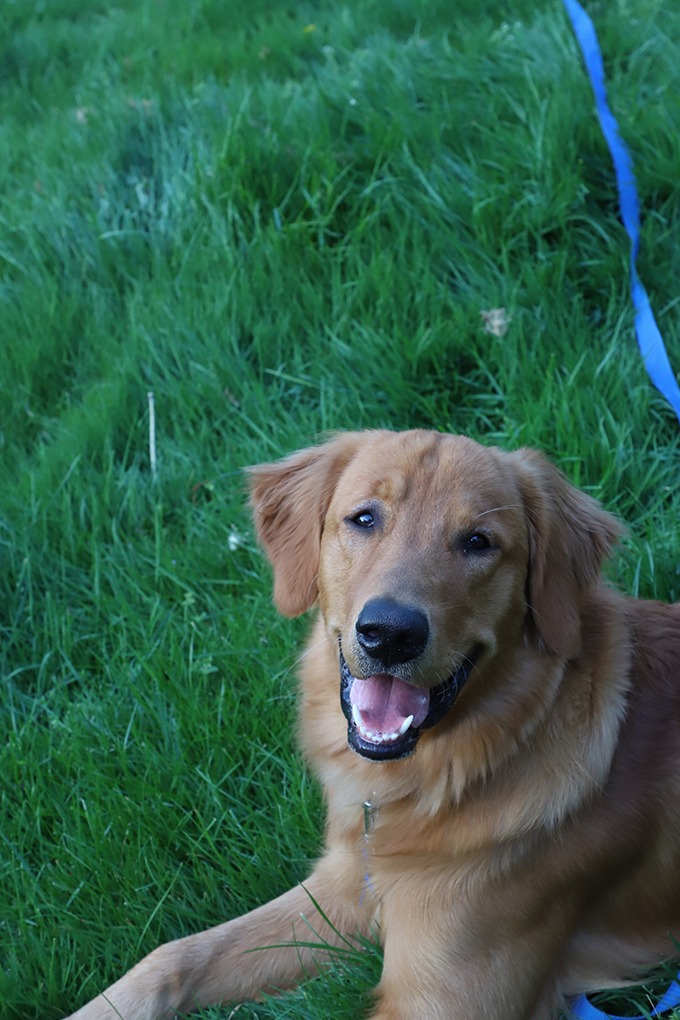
340, 650, 477, 761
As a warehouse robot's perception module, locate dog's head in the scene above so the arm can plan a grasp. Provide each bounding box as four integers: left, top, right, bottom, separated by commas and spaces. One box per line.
248, 430, 621, 761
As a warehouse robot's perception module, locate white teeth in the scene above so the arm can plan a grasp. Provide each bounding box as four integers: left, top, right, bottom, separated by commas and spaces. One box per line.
352, 712, 415, 744
398, 714, 414, 736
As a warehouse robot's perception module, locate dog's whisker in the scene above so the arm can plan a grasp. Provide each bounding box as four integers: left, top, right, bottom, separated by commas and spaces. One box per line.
474, 504, 522, 519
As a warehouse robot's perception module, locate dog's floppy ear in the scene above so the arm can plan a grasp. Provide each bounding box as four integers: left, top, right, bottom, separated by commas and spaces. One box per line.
247, 433, 362, 616
510, 449, 624, 659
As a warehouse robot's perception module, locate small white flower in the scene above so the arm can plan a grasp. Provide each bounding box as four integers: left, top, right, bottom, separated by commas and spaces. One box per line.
481, 308, 511, 338
228, 529, 244, 551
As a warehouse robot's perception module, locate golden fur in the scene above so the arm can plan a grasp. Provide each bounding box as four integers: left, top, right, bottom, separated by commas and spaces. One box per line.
67, 430, 680, 1020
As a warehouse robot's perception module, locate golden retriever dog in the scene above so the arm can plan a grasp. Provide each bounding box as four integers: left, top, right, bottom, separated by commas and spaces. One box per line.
66, 429, 680, 1020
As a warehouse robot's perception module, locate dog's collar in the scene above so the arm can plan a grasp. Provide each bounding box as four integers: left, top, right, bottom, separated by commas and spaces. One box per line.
360, 799, 378, 903
363, 799, 378, 836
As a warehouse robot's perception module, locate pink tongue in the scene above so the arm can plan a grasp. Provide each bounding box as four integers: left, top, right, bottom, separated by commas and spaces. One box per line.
350, 675, 430, 735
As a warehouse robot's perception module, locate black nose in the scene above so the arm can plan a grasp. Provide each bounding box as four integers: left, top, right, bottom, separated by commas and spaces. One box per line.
355, 598, 429, 667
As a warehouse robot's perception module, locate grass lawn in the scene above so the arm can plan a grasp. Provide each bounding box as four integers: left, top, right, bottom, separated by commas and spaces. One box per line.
1, 0, 680, 1017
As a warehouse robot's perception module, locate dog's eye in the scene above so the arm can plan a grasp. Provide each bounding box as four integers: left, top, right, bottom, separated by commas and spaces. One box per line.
464, 531, 491, 552
348, 509, 375, 528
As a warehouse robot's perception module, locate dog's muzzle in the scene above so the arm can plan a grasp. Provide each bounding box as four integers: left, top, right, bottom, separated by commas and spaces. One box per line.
339, 649, 477, 762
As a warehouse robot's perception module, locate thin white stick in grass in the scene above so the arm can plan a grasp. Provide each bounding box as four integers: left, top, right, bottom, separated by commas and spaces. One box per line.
147, 391, 157, 479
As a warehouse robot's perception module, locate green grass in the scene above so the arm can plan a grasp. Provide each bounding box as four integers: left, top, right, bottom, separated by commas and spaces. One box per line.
1, 0, 680, 1017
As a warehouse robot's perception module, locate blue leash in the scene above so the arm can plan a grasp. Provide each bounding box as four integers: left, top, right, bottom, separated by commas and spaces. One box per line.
562, 10, 680, 1019
562, 0, 680, 427
569, 980, 680, 1020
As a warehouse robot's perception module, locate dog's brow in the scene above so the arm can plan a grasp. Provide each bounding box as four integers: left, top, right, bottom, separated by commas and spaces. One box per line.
474, 504, 521, 519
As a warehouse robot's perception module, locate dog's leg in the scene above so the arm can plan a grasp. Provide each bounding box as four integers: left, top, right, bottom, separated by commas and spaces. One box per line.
372, 935, 562, 1020
65, 857, 369, 1020
369, 879, 570, 1020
